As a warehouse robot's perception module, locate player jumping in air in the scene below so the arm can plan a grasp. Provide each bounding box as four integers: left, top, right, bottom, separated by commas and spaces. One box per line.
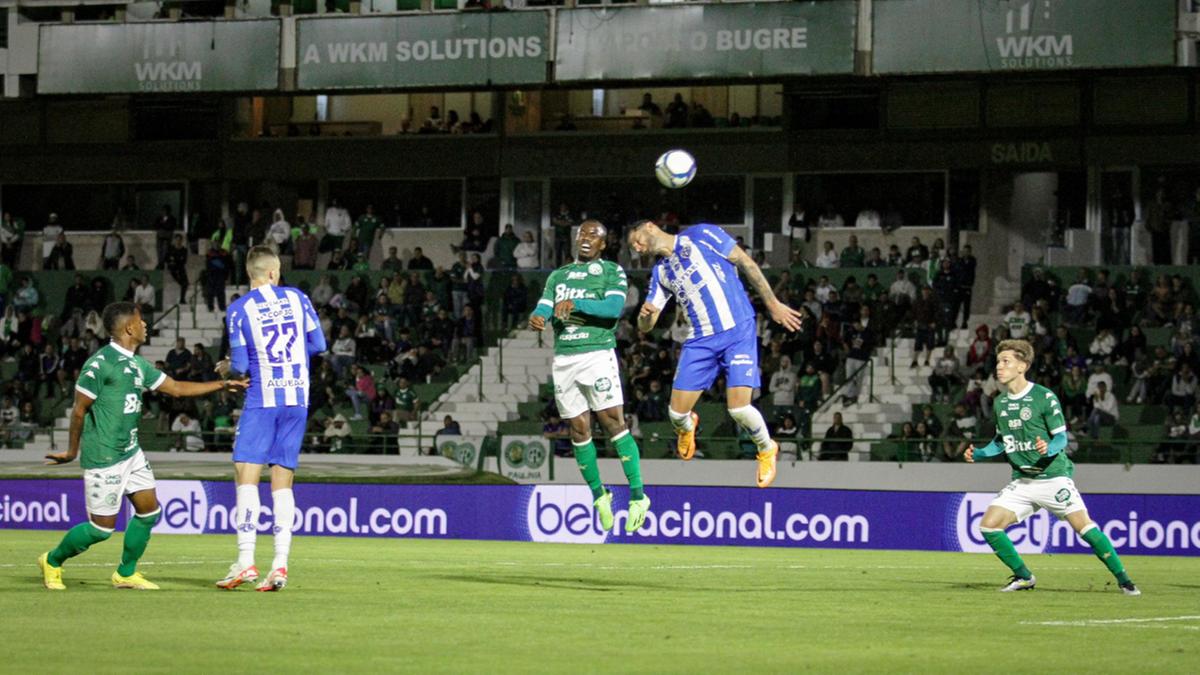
627, 220, 804, 487
530, 220, 651, 532
216, 245, 326, 591
966, 339, 1139, 595
39, 302, 247, 590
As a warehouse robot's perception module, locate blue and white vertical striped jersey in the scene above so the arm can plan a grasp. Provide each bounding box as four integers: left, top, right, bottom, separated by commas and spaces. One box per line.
227, 284, 326, 409
645, 223, 756, 341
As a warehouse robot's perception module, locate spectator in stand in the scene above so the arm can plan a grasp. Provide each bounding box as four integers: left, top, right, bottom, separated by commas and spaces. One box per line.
39, 343, 61, 397
45, 233, 75, 270
1035, 349, 1062, 391
929, 345, 963, 404
664, 93, 689, 128
98, 229, 125, 271
905, 237, 929, 265
166, 338, 193, 379
1064, 366, 1091, 424
637, 92, 662, 117
165, 234, 189, 304
864, 248, 885, 268
842, 318, 874, 405
550, 203, 574, 267
542, 411, 571, 457
810, 339, 835, 398
292, 223, 319, 270
840, 235, 865, 268
330, 325, 357, 377
1085, 363, 1114, 400
1166, 364, 1198, 413
1064, 271, 1092, 325
322, 198, 351, 254
1088, 328, 1117, 365
322, 414, 351, 454
60, 336, 87, 376
378, 247, 403, 274
408, 246, 434, 271
769, 356, 797, 407
932, 259, 958, 345
13, 277, 38, 313
820, 412, 853, 460
817, 204, 844, 228
0, 212, 23, 269
952, 245, 977, 329
637, 379, 668, 422
889, 268, 917, 310
368, 412, 398, 455
392, 377, 420, 426
455, 305, 480, 362
266, 209, 292, 256
494, 224, 520, 269
154, 205, 177, 270
204, 244, 230, 313
171, 412, 205, 452
449, 252, 469, 318
41, 213, 63, 269
943, 403, 977, 462
1087, 380, 1119, 439
133, 274, 156, 323
1003, 302, 1032, 340
345, 365, 376, 421
351, 204, 383, 260
911, 286, 938, 368
122, 255, 142, 271
327, 249, 350, 271
966, 324, 992, 370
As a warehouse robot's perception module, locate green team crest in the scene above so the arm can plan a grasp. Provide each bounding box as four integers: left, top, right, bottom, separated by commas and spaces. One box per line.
1055, 488, 1071, 504
594, 377, 612, 392
439, 440, 477, 466
504, 439, 547, 469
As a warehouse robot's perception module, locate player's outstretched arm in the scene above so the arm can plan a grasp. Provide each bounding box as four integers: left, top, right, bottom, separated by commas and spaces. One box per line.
727, 247, 804, 332
637, 303, 662, 333
158, 376, 249, 398
46, 391, 93, 465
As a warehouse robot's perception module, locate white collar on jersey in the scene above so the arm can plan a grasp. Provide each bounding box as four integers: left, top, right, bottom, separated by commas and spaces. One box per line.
108, 341, 135, 358
1006, 381, 1034, 401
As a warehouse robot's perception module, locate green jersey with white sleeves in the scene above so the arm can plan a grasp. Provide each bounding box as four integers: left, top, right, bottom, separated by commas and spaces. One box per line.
74, 342, 166, 470
535, 259, 627, 356
991, 381, 1073, 479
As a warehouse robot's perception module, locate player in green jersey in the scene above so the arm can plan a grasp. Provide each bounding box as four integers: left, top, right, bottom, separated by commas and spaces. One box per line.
966, 339, 1139, 595
529, 220, 650, 533
38, 302, 247, 591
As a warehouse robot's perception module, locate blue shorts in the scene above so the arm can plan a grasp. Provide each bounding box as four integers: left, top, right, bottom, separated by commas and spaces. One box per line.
673, 320, 761, 392
232, 406, 309, 470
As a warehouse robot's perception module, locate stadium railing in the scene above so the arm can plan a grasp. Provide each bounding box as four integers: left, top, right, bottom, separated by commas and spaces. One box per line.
9, 429, 1192, 469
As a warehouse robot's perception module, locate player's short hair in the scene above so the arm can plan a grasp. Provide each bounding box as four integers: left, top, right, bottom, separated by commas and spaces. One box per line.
629, 219, 655, 236
102, 302, 140, 336
246, 245, 280, 281
996, 339, 1035, 365
578, 219, 606, 236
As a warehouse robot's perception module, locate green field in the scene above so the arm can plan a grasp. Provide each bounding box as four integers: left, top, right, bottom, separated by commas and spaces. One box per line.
2, 531, 1197, 673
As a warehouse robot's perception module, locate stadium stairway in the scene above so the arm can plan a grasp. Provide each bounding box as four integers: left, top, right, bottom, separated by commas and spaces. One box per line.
808, 309, 1006, 460
397, 331, 554, 455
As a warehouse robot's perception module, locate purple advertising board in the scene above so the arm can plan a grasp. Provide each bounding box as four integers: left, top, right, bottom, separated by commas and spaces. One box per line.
2, 480, 1198, 556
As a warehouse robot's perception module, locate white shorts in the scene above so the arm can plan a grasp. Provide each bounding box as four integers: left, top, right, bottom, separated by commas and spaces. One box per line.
83, 450, 157, 517
552, 350, 624, 420
989, 476, 1087, 522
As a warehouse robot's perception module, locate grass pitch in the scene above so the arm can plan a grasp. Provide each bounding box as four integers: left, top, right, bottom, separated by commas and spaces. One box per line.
2, 531, 1197, 673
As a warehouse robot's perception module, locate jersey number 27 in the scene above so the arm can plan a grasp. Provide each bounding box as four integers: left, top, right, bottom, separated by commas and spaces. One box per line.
263, 322, 298, 364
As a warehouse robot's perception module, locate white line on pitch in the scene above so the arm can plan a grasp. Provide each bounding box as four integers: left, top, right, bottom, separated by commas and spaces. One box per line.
1022, 616, 1200, 628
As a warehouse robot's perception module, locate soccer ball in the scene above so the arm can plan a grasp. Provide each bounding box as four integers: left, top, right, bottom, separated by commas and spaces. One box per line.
655, 149, 696, 189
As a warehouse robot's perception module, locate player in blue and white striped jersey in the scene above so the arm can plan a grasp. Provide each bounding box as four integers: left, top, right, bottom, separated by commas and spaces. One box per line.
629, 221, 804, 488
216, 245, 327, 592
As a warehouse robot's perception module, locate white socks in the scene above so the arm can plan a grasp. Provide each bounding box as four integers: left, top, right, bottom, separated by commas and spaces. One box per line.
728, 405, 772, 452
271, 488, 295, 571
668, 407, 695, 432
235, 484, 260, 568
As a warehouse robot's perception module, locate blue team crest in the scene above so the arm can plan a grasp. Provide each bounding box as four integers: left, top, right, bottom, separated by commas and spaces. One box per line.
679, 245, 691, 259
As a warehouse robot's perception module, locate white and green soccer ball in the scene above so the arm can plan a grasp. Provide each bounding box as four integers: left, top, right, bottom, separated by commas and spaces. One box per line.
655, 149, 697, 189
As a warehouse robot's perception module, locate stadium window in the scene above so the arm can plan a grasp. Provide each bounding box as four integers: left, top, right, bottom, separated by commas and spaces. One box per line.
793, 172, 946, 229
132, 99, 220, 141
788, 90, 880, 130
327, 179, 464, 229
0, 9, 7, 49
550, 175, 745, 231
1092, 76, 1188, 127
948, 170, 981, 232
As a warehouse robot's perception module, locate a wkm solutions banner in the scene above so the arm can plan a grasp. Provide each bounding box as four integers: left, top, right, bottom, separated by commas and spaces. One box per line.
2, 480, 1198, 556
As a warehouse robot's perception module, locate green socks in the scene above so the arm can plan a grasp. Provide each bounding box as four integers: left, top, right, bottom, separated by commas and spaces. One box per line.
48, 521, 113, 567
982, 529, 1032, 580
118, 509, 161, 577
1082, 525, 1132, 584
612, 431, 645, 501
573, 439, 606, 500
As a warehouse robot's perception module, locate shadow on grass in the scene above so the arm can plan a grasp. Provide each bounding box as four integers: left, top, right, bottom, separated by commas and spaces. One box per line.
432, 573, 674, 593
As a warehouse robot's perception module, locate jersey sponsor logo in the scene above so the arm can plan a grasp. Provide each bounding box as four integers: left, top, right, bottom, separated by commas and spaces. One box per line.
1007, 419, 1023, 429
1002, 435, 1035, 453
554, 284, 591, 302
730, 354, 754, 366
559, 325, 591, 342
123, 393, 142, 415
565, 271, 588, 280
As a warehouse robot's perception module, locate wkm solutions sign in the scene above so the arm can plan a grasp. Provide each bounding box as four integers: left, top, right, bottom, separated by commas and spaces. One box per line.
38, 20, 280, 94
